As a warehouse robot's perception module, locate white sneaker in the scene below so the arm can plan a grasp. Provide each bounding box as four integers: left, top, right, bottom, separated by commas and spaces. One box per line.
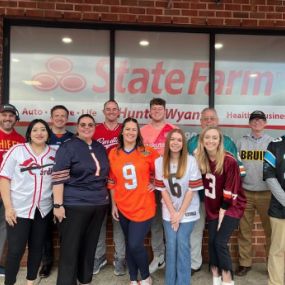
140, 276, 153, 285
149, 255, 165, 274
213, 276, 221, 285
130, 281, 139, 285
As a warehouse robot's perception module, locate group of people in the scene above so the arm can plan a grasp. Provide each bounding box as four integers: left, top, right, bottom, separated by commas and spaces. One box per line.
0, 98, 284, 285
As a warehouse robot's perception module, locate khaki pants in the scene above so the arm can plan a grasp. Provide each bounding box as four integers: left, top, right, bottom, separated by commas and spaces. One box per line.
268, 217, 285, 285
237, 190, 271, 267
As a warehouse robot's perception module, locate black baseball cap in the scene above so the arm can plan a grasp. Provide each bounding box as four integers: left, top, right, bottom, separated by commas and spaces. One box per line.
249, 110, 266, 121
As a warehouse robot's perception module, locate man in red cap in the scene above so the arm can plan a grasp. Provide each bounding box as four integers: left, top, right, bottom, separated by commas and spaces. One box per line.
0, 103, 25, 277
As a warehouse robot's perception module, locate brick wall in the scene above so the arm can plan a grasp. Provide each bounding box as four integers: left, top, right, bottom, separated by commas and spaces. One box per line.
0, 0, 280, 265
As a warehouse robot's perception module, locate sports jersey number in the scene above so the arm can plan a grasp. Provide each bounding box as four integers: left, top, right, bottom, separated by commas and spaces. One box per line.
168, 174, 182, 198
123, 164, 138, 190
205, 173, 216, 199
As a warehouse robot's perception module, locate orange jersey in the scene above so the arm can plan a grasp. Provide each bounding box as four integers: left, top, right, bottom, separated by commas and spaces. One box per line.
108, 146, 159, 222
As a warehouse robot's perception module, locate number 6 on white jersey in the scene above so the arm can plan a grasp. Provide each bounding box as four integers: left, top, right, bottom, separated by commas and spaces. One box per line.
123, 164, 138, 190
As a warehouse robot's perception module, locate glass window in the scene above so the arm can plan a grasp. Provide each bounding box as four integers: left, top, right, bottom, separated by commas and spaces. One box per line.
115, 31, 209, 138
215, 34, 285, 140
10, 26, 110, 123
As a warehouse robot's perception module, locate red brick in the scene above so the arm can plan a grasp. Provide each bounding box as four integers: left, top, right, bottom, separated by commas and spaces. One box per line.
208, 3, 225, 10
258, 20, 276, 27
276, 6, 285, 13
233, 11, 249, 18
44, 10, 63, 19
137, 15, 154, 22
102, 0, 120, 4
101, 13, 119, 21
258, 5, 274, 12
155, 1, 168, 8
139, 0, 155, 7
110, 6, 128, 13
164, 9, 180, 16
252, 0, 266, 4
119, 14, 137, 22
181, 10, 198, 17
121, 0, 138, 6
216, 11, 232, 18
235, 0, 250, 3
63, 11, 82, 19
25, 9, 45, 18
225, 18, 241, 26
94, 5, 110, 12
146, 8, 163, 15
225, 4, 242, 11
191, 17, 207, 25
190, 3, 206, 9
83, 0, 101, 3
18, 1, 37, 9
5, 8, 25, 16
275, 20, 285, 26
199, 10, 215, 17
172, 16, 190, 24
81, 12, 100, 20
267, 13, 282, 20
250, 12, 265, 19
56, 4, 74, 11
37, 2, 56, 9
173, 2, 190, 9
129, 7, 145, 14
75, 5, 92, 12
155, 15, 172, 24
0, 1, 17, 7
242, 4, 252, 11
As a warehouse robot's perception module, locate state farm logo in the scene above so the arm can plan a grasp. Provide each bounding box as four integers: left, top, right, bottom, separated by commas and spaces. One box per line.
32, 57, 86, 92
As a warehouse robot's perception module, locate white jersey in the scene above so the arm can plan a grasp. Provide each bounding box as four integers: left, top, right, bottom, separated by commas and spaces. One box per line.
155, 155, 203, 223
0, 143, 56, 219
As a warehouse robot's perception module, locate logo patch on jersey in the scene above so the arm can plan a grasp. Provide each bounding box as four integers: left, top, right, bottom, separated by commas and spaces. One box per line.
141, 149, 151, 156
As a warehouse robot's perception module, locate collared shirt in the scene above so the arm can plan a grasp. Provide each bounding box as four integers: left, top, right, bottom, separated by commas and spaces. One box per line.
0, 143, 56, 219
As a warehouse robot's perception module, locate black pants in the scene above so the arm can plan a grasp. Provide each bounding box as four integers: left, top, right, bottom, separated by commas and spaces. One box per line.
5, 209, 52, 285
41, 213, 54, 266
56, 204, 108, 285
208, 216, 239, 276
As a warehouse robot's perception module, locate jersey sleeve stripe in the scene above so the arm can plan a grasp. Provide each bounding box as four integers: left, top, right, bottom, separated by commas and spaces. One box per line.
52, 169, 70, 183
223, 189, 233, 200
189, 179, 203, 191
154, 179, 165, 190
264, 150, 276, 168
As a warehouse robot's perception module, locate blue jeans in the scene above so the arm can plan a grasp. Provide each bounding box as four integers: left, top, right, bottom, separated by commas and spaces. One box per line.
163, 220, 195, 285
119, 212, 152, 281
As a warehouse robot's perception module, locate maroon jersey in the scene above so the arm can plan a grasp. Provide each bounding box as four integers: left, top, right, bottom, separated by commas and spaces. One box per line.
203, 153, 246, 220
93, 123, 122, 154
0, 128, 25, 165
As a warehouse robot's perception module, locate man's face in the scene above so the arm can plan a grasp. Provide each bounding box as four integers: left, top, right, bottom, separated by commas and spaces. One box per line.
103, 102, 120, 123
0, 111, 17, 132
200, 110, 219, 129
51, 109, 68, 129
249, 118, 266, 133
150, 104, 166, 123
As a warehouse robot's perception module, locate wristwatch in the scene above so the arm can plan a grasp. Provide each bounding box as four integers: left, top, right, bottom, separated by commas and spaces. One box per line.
53, 203, 63, 208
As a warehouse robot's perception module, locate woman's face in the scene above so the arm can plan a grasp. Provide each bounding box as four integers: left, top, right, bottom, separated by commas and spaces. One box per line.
202, 129, 220, 153
122, 121, 138, 145
30, 122, 48, 146
169, 132, 183, 154
77, 117, 95, 141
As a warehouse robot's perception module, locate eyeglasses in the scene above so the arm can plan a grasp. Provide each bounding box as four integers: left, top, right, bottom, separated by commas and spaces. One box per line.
202, 117, 217, 121
79, 123, 95, 128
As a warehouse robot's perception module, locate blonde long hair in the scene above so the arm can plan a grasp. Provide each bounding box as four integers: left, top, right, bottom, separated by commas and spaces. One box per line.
163, 129, 188, 179
196, 126, 225, 175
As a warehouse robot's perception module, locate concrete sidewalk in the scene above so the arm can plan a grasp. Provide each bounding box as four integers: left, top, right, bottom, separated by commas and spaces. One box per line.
0, 263, 269, 285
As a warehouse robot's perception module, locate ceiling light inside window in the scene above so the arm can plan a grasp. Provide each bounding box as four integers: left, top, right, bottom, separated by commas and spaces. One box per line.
139, 40, 149, 47
215, 43, 223, 49
11, 58, 20, 63
22, 80, 42, 86
62, 37, 73, 44
250, 73, 258, 78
